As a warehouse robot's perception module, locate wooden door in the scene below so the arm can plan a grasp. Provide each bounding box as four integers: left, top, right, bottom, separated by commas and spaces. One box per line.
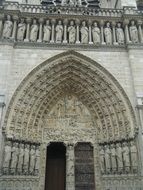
45, 143, 66, 190
75, 143, 95, 190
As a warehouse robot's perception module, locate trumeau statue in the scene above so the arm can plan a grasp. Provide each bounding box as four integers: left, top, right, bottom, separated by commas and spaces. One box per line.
68, 20, 76, 44
11, 142, 19, 174
99, 146, 105, 174
105, 145, 111, 173
129, 20, 139, 43
2, 15, 13, 39
17, 143, 24, 174
29, 145, 36, 174
116, 22, 125, 44
80, 21, 89, 44
17, 18, 26, 41
104, 22, 112, 45
35, 146, 40, 174
30, 19, 39, 42
130, 141, 138, 169
55, 20, 64, 43
116, 143, 123, 173
43, 20, 51, 43
111, 144, 117, 173
23, 144, 30, 174
92, 22, 100, 44
3, 141, 12, 171
122, 142, 130, 173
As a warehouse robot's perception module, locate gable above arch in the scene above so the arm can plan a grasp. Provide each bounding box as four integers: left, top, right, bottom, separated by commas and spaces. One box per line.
4, 50, 137, 143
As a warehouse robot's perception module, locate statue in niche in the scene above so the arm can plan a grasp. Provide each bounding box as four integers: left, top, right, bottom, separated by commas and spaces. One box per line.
11, 142, 19, 174
35, 146, 40, 175
17, 143, 24, 175
2, 15, 13, 39
116, 143, 123, 173
111, 144, 117, 173
122, 142, 130, 173
104, 22, 112, 45
55, 20, 63, 43
17, 18, 26, 41
130, 141, 138, 172
29, 145, 36, 174
129, 20, 139, 43
3, 141, 12, 173
23, 144, 30, 174
43, 20, 51, 43
30, 19, 39, 42
99, 146, 105, 174
92, 22, 100, 44
104, 145, 111, 174
80, 21, 89, 44
116, 23, 125, 44
68, 20, 76, 44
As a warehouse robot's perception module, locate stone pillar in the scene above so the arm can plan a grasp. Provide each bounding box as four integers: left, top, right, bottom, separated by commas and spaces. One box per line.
93, 142, 103, 190
112, 21, 118, 45
50, 19, 56, 43
138, 20, 143, 43
100, 20, 105, 45
75, 19, 80, 44
124, 19, 130, 44
37, 18, 44, 43
88, 20, 93, 44
63, 19, 68, 44
24, 18, 31, 42
66, 143, 75, 190
0, 14, 4, 38
11, 15, 18, 40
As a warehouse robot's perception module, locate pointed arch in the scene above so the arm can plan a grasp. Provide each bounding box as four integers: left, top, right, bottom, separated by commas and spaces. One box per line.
4, 50, 137, 143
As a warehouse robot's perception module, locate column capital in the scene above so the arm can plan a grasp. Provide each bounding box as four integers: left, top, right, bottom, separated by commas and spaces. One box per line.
111, 21, 116, 27
99, 20, 105, 27
26, 17, 31, 24
88, 20, 92, 26
75, 19, 80, 25
137, 20, 142, 26
51, 19, 56, 25
123, 19, 130, 26
63, 19, 68, 25
39, 18, 44, 24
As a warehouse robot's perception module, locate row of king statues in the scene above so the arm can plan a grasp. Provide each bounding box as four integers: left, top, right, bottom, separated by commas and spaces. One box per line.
2, 140, 40, 176
0, 15, 141, 45
99, 141, 138, 175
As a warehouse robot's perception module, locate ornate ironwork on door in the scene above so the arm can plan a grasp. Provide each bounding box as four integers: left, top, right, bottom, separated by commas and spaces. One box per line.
75, 143, 95, 190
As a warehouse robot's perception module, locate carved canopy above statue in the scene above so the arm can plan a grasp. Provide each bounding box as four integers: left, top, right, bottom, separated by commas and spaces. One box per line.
4, 51, 136, 143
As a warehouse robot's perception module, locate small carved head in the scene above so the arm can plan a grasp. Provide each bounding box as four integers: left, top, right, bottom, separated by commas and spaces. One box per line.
106, 22, 110, 27
46, 20, 50, 25
93, 22, 98, 27
131, 20, 135, 26
7, 15, 11, 21
58, 20, 62, 25
82, 21, 86, 26
117, 22, 121, 28
33, 19, 37, 24
70, 20, 74, 26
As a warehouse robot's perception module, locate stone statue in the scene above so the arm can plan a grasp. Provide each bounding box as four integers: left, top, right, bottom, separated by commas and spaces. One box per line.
122, 142, 130, 173
92, 22, 100, 44
2, 15, 13, 39
111, 144, 117, 173
55, 20, 63, 43
43, 20, 51, 43
116, 23, 125, 44
130, 141, 138, 171
99, 146, 105, 174
129, 20, 139, 43
61, 0, 67, 6
35, 146, 40, 175
30, 19, 39, 42
17, 18, 26, 41
104, 22, 112, 45
23, 144, 30, 174
11, 142, 19, 174
116, 143, 123, 173
104, 145, 111, 174
68, 20, 76, 44
29, 145, 36, 174
67, 145, 74, 176
17, 143, 24, 174
80, 21, 89, 44
3, 141, 12, 173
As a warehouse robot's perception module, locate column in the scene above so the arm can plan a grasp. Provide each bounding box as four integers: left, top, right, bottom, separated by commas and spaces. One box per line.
66, 143, 75, 190
112, 21, 118, 45
124, 19, 130, 44
63, 19, 68, 44
50, 19, 56, 43
24, 18, 31, 42
75, 19, 80, 44
37, 18, 44, 43
138, 20, 143, 43
0, 14, 4, 38
88, 20, 93, 44
11, 15, 18, 40
100, 20, 105, 45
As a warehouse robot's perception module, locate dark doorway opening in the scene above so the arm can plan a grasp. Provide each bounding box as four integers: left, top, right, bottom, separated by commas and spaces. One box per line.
45, 142, 66, 190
